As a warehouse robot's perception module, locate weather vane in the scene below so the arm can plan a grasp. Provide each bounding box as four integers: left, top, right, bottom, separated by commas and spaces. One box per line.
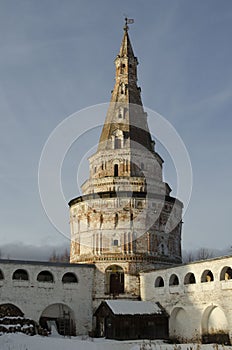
124, 16, 134, 31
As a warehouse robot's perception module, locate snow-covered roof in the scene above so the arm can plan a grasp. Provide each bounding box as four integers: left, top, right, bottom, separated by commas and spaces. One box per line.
105, 300, 163, 315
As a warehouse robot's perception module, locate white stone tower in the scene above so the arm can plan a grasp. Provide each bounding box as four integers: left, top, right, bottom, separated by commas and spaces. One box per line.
69, 21, 183, 299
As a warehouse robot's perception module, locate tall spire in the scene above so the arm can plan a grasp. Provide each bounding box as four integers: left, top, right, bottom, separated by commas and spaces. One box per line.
69, 22, 183, 290
98, 21, 154, 153
119, 18, 135, 59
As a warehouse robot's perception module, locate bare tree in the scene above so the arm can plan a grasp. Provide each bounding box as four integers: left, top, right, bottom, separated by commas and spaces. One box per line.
182, 247, 215, 264
182, 250, 195, 263
196, 247, 214, 260
49, 248, 70, 263
49, 249, 58, 262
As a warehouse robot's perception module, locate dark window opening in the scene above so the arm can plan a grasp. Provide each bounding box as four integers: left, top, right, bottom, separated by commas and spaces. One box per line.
62, 273, 78, 283
201, 270, 214, 283
155, 276, 164, 287
37, 271, 54, 283
115, 213, 118, 228
113, 239, 119, 246
184, 272, 196, 285
220, 266, 232, 280
169, 274, 179, 286
130, 213, 133, 228
12, 269, 29, 281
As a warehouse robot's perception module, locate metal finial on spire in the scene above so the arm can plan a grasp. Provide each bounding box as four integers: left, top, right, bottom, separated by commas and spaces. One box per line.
124, 17, 134, 31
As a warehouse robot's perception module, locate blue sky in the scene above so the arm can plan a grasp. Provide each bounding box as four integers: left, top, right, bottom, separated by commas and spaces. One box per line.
0, 1, 232, 258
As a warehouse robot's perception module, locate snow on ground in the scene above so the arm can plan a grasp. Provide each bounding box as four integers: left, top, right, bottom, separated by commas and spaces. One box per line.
0, 334, 232, 350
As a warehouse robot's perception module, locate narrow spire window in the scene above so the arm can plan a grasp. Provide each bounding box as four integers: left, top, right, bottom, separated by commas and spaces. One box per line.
115, 137, 121, 149
130, 213, 133, 228
87, 215, 90, 228
100, 214, 103, 228
118, 107, 124, 119
115, 213, 119, 228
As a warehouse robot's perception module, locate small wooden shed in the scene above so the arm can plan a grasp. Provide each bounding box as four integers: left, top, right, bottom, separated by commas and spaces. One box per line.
94, 300, 169, 340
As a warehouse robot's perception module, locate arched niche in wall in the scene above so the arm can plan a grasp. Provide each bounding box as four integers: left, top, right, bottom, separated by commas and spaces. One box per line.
12, 269, 29, 281
170, 307, 191, 342
37, 270, 54, 283
169, 274, 179, 286
184, 272, 196, 285
62, 272, 78, 284
220, 266, 232, 281
39, 303, 75, 336
201, 270, 214, 283
201, 305, 230, 344
154, 276, 164, 287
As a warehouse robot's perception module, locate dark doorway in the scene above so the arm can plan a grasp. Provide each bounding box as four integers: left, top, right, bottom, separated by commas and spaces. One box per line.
106, 265, 124, 295
114, 164, 119, 177
110, 273, 124, 294
39, 304, 76, 336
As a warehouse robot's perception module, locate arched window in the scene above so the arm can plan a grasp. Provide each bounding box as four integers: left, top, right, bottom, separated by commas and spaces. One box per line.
169, 274, 179, 286
114, 164, 119, 177
12, 269, 29, 281
155, 276, 164, 287
201, 270, 214, 283
105, 265, 124, 295
62, 273, 78, 284
37, 271, 54, 283
220, 266, 232, 281
184, 272, 196, 285
0, 269, 4, 280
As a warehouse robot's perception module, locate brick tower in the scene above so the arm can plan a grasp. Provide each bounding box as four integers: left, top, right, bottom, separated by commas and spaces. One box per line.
69, 21, 183, 300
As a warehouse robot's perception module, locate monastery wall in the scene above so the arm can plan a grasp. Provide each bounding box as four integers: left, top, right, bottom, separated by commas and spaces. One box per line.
0, 260, 94, 335
140, 255, 232, 343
